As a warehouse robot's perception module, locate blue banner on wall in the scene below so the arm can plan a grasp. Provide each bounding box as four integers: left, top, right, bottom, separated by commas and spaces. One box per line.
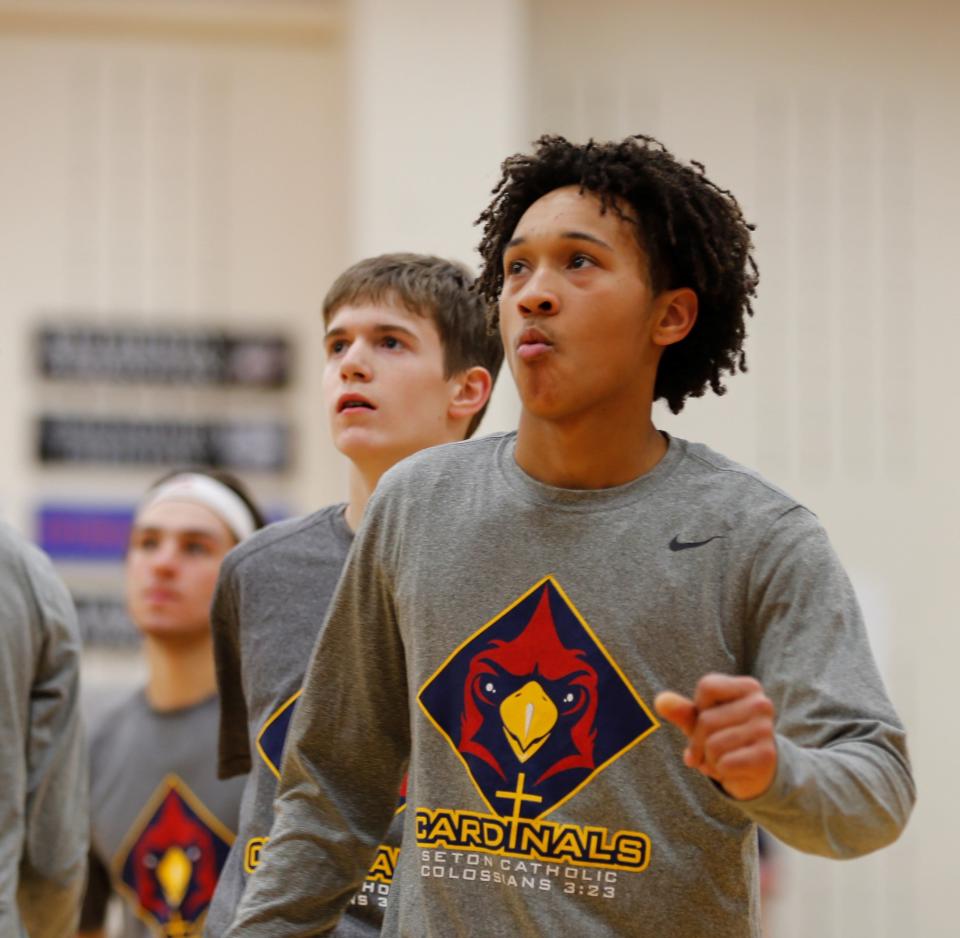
38, 505, 135, 561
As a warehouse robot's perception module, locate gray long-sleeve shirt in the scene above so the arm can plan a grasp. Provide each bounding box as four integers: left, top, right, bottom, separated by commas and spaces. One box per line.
0, 521, 87, 938
227, 433, 915, 937
82, 692, 244, 938
206, 506, 400, 938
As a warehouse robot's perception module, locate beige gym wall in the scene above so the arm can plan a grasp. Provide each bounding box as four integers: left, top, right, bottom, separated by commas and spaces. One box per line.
526, 0, 956, 934
0, 0, 350, 531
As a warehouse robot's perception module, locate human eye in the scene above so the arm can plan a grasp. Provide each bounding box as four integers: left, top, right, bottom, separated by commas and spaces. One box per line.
380, 335, 405, 350
183, 540, 213, 557
132, 532, 159, 551
569, 252, 596, 270
503, 256, 528, 277
326, 338, 348, 357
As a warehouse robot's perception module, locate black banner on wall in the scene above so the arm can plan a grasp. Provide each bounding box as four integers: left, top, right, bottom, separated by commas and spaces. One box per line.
36, 325, 291, 387
38, 416, 290, 471
74, 595, 140, 648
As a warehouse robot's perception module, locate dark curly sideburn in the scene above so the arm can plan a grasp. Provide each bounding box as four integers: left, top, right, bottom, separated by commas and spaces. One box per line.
475, 134, 759, 413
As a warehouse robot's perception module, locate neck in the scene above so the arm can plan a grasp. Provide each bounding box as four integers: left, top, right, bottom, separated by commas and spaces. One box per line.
344, 460, 382, 531
343, 427, 468, 531
514, 410, 667, 489
143, 631, 217, 712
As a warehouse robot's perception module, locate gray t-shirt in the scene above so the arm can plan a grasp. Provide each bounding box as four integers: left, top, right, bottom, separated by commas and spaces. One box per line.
0, 521, 87, 938
82, 692, 245, 938
227, 432, 915, 938
206, 506, 401, 938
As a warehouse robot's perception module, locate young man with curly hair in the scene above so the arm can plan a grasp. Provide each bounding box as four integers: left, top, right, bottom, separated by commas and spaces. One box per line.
226, 136, 915, 937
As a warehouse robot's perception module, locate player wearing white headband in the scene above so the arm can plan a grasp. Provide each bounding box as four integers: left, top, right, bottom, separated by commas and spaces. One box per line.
79, 469, 265, 938
138, 473, 260, 544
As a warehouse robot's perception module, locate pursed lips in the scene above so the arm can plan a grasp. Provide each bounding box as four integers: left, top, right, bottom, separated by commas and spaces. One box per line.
516, 327, 554, 362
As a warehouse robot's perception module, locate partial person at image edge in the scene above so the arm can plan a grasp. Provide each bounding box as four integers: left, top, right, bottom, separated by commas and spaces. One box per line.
0, 520, 87, 938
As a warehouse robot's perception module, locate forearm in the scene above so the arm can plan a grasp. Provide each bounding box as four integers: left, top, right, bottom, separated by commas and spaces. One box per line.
227, 713, 406, 935
742, 511, 916, 857
226, 519, 409, 935
21, 556, 88, 937
737, 729, 915, 858
18, 874, 84, 938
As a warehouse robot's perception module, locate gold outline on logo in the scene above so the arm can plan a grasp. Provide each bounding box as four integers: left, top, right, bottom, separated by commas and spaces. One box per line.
416, 574, 660, 821
110, 773, 235, 933
255, 688, 303, 780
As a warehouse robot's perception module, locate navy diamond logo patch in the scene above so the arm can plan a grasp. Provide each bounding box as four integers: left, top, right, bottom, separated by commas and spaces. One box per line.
115, 775, 233, 935
418, 576, 658, 820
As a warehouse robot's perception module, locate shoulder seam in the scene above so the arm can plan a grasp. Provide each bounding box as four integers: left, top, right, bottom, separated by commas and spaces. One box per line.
222, 506, 347, 572
745, 504, 819, 595
684, 449, 804, 507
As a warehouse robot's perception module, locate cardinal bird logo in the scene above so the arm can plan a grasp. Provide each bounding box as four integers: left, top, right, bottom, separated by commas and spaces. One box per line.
418, 577, 658, 819
115, 776, 233, 937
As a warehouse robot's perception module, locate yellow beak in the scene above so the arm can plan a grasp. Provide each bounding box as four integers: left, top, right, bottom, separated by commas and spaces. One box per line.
156, 845, 192, 909
499, 681, 558, 763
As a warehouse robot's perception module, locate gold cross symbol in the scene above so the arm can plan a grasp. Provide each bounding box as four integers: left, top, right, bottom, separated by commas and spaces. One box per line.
495, 772, 543, 849
163, 913, 193, 937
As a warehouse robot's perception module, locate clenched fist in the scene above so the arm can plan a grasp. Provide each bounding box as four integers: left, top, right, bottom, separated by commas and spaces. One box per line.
655, 674, 777, 801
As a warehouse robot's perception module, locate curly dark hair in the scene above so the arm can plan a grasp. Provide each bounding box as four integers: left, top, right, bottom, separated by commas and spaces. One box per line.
476, 134, 758, 413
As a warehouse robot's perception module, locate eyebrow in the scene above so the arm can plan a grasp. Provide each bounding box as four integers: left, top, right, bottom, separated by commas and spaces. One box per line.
325, 323, 420, 340
505, 231, 613, 251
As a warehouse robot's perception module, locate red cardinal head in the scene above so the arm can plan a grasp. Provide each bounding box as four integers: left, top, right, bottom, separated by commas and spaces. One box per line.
128, 790, 219, 924
459, 587, 598, 786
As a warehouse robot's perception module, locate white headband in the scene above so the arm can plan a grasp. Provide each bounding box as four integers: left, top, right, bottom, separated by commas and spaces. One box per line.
138, 473, 258, 542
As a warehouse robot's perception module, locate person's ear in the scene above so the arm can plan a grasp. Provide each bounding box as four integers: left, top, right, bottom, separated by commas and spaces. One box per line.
652, 288, 698, 347
448, 366, 493, 422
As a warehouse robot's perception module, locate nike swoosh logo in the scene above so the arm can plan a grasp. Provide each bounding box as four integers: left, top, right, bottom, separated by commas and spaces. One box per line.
669, 535, 724, 552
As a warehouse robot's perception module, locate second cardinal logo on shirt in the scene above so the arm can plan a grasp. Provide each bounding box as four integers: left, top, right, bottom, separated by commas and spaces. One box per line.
114, 775, 233, 937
